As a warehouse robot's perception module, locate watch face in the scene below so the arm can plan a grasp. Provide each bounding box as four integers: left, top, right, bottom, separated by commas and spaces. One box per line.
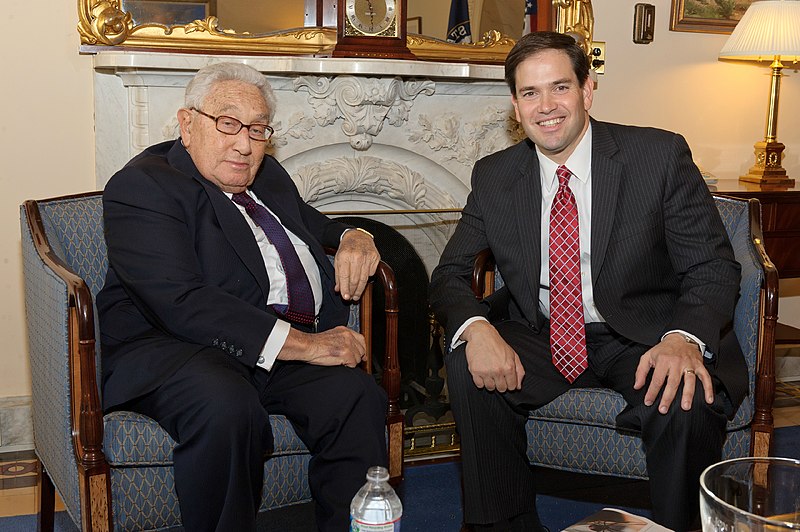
345, 0, 398, 37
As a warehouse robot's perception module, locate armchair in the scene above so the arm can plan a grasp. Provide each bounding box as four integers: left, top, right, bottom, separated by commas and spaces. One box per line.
471, 195, 777, 478
20, 191, 403, 531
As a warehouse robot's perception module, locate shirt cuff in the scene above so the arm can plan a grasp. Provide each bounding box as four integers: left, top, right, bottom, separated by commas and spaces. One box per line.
662, 329, 711, 359
256, 320, 291, 371
450, 316, 490, 350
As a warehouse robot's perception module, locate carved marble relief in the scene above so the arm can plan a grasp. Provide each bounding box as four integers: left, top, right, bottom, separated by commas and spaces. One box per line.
293, 76, 435, 151
292, 155, 459, 211
408, 107, 526, 167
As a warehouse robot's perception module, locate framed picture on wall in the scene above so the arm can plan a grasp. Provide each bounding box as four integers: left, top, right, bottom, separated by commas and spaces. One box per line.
121, 0, 215, 27
670, 0, 754, 34
408, 16, 422, 35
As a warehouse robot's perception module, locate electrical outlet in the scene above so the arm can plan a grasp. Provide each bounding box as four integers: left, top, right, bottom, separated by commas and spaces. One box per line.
590, 41, 605, 75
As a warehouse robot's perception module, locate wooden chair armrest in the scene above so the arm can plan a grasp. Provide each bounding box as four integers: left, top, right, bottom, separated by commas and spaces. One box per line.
745, 198, 779, 457
24, 200, 107, 470
324, 247, 402, 480
472, 248, 497, 300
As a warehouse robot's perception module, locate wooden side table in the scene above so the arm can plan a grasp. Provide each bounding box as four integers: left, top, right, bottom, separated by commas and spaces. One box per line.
713, 179, 800, 345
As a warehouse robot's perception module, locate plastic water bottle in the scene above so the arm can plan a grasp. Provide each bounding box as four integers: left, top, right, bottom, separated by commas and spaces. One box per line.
350, 466, 402, 531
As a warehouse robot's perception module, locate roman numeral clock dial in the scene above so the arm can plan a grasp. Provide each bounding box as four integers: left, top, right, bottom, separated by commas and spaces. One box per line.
333, 0, 415, 59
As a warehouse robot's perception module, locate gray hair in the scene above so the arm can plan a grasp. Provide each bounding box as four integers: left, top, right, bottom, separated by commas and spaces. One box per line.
184, 62, 277, 123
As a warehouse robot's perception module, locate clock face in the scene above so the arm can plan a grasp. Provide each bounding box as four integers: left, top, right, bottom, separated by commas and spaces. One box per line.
345, 0, 398, 37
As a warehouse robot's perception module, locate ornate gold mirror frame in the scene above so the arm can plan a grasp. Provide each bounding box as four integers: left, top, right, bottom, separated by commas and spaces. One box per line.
78, 1, 593, 63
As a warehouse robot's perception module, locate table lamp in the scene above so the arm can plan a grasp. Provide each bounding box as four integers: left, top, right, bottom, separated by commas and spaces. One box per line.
719, 0, 800, 186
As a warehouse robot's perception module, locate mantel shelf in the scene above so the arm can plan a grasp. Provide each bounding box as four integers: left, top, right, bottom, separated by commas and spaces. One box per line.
91, 50, 506, 81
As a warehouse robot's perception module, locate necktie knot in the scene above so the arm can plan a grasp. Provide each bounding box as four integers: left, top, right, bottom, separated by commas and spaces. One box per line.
556, 165, 572, 189
231, 191, 255, 210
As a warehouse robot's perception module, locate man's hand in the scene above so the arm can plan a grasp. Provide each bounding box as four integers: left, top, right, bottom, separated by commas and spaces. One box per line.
335, 229, 380, 301
634, 333, 714, 414
278, 326, 366, 367
461, 321, 525, 392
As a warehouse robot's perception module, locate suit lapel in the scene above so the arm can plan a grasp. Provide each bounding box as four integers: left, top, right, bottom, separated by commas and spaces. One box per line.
590, 120, 623, 282
167, 142, 272, 299
511, 143, 543, 313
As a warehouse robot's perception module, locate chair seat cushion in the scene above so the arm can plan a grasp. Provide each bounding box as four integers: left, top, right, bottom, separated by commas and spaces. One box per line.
529, 387, 752, 432
104, 411, 309, 466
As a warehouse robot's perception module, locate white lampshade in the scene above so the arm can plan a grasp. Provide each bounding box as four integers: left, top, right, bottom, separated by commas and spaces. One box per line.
719, 0, 800, 62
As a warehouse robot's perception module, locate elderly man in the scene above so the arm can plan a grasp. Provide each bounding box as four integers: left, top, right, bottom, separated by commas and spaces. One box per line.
97, 62, 388, 532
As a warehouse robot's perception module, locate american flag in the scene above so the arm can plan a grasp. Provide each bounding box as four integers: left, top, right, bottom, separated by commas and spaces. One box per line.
523, 0, 538, 35
447, 0, 472, 43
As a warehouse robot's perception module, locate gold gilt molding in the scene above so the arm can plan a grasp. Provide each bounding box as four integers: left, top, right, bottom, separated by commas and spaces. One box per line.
409, 31, 515, 63
78, 0, 334, 54
79, 1, 131, 46
78, 1, 590, 63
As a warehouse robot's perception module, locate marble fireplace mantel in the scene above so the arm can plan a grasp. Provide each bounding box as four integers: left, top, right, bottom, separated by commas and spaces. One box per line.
92, 51, 524, 272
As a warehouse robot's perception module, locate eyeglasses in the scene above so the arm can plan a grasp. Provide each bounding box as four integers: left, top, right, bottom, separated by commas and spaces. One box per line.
192, 108, 274, 141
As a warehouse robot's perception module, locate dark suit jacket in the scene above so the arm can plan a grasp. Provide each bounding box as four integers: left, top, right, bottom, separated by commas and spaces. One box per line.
97, 140, 351, 411
429, 119, 748, 407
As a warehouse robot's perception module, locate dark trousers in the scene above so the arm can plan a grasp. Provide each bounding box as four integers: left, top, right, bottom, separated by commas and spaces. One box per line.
446, 320, 730, 532
124, 348, 388, 532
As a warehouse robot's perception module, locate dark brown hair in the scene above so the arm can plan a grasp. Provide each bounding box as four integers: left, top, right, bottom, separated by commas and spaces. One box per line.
504, 31, 590, 95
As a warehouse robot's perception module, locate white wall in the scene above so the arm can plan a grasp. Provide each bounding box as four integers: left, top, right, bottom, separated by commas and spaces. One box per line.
1, 0, 798, 401
1, 1, 96, 397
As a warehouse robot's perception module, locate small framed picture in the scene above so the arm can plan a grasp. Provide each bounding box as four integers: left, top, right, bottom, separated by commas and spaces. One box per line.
408, 16, 422, 35
670, 0, 754, 34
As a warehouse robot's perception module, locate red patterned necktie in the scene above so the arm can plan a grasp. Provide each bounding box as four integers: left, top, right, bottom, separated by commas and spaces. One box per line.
231, 192, 316, 325
549, 165, 588, 383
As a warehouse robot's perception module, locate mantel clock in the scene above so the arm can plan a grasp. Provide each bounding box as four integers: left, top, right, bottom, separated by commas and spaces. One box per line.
332, 0, 416, 59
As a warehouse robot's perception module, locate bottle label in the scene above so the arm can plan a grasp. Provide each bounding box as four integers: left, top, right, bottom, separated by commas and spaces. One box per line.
350, 516, 401, 531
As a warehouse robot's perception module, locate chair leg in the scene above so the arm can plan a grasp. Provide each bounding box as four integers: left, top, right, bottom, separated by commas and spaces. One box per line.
37, 462, 55, 532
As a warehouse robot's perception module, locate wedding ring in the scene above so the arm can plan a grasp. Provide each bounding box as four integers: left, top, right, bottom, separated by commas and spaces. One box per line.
683, 368, 696, 375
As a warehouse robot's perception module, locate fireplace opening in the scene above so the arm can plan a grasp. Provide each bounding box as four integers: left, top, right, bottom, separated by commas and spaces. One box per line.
335, 216, 434, 410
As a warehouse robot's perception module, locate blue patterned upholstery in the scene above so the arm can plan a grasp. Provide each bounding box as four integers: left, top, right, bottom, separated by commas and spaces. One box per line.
20, 192, 387, 531
487, 196, 769, 479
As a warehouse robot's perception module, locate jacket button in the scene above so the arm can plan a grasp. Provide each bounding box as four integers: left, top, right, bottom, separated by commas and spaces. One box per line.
236, 349, 243, 357
221, 341, 227, 349
228, 345, 235, 354
212, 338, 219, 347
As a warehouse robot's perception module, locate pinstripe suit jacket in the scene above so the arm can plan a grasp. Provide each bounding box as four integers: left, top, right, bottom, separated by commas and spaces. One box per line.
430, 119, 748, 406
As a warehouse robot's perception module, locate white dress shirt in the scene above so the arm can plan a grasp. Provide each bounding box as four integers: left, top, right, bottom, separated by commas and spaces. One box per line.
228, 190, 323, 371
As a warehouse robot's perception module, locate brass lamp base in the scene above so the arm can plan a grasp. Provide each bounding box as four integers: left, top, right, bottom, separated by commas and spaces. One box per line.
739, 140, 795, 186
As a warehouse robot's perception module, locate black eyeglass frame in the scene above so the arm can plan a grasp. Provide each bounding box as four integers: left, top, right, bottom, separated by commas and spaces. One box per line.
191, 107, 274, 141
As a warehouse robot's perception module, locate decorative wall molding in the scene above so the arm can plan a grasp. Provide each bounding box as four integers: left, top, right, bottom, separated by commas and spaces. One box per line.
293, 155, 459, 211
408, 107, 526, 167
293, 76, 435, 151
270, 112, 317, 149
129, 86, 150, 153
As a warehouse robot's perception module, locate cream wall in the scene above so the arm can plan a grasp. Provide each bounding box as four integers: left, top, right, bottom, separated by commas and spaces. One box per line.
589, 0, 800, 322
2, 1, 799, 401
2, 1, 95, 397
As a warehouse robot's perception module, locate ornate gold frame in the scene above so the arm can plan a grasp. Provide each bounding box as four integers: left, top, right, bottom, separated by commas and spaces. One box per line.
78, 0, 591, 63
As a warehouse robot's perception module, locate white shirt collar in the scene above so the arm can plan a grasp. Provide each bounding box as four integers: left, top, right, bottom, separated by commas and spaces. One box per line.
536, 121, 593, 192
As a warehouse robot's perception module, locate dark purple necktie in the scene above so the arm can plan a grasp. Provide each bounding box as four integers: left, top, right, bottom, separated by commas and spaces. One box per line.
231, 192, 315, 325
